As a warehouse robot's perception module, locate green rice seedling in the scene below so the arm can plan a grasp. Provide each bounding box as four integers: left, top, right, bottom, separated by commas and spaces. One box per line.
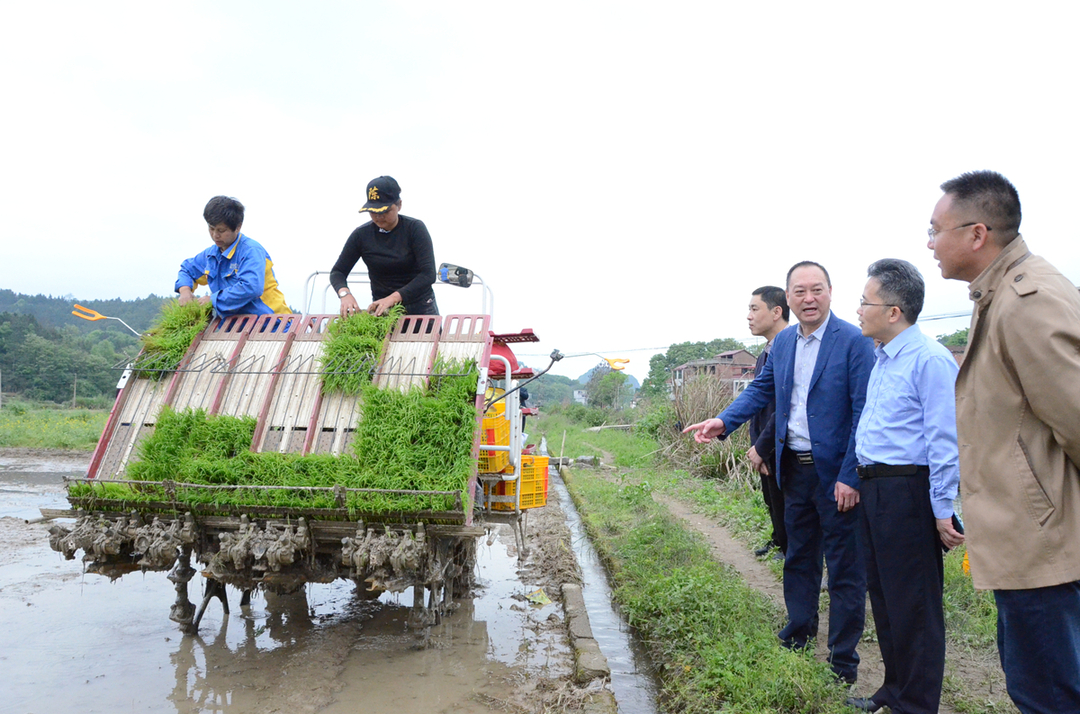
320, 305, 404, 394
139, 300, 212, 372
81, 359, 481, 518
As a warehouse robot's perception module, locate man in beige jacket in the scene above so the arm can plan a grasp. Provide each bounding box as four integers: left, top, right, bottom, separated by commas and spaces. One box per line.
928, 170, 1080, 713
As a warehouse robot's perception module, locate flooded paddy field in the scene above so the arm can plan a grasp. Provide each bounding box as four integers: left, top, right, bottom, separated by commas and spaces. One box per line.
0, 451, 654, 714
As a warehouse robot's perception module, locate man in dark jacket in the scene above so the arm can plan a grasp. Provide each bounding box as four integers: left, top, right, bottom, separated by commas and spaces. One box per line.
684, 261, 874, 685
746, 285, 789, 558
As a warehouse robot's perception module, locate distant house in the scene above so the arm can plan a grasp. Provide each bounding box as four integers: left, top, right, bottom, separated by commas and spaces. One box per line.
946, 344, 966, 366
573, 389, 588, 406
671, 349, 759, 395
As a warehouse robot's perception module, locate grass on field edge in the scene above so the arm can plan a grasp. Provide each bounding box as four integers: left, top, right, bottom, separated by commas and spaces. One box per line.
561, 466, 850, 714
538, 405, 1010, 713
653, 464, 1000, 648
0, 403, 107, 450
655, 465, 1013, 714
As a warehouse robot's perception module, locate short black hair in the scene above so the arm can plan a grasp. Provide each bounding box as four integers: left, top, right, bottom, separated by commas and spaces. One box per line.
867, 258, 924, 322
786, 260, 831, 289
939, 170, 1021, 243
752, 285, 790, 322
204, 196, 245, 231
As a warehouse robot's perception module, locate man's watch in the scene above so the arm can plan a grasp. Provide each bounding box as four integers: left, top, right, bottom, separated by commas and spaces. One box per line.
338, 288, 350, 298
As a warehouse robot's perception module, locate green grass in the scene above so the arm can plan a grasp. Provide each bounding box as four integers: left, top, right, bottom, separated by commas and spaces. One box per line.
0, 403, 107, 449
942, 545, 999, 650
533, 408, 657, 468
538, 409, 1009, 711
564, 469, 849, 713
652, 445, 1001, 653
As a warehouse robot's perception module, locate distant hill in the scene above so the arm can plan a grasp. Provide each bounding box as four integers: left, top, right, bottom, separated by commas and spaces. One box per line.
0, 289, 169, 336
576, 366, 640, 390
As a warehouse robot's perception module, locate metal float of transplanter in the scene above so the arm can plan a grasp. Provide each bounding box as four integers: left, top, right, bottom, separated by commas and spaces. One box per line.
47, 262, 559, 634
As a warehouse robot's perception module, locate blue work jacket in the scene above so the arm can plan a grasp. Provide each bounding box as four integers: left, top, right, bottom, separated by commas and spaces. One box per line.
175, 234, 289, 317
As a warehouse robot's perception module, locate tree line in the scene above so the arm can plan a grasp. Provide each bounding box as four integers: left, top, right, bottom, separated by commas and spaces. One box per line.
0, 290, 167, 406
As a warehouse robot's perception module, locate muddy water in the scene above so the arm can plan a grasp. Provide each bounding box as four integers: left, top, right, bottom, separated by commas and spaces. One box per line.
0, 454, 571, 714
549, 471, 660, 714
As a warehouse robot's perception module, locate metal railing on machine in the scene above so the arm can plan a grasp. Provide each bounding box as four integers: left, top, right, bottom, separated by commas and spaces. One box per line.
300, 267, 493, 318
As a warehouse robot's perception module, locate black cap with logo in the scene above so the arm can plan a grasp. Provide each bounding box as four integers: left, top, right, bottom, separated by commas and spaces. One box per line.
360, 176, 401, 213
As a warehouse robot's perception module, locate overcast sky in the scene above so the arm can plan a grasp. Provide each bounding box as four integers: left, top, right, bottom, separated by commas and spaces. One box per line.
3, 1, 1077, 382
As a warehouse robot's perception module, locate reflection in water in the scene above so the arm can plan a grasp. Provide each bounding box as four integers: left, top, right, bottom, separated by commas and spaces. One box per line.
166, 584, 387, 714
169, 590, 321, 712
161, 570, 537, 714
3, 463, 573, 714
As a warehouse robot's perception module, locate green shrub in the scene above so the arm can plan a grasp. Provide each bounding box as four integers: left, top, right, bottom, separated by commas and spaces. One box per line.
634, 398, 676, 441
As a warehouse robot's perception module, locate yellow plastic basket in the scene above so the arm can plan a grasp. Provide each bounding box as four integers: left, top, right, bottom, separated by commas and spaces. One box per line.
485, 455, 549, 511
478, 415, 510, 473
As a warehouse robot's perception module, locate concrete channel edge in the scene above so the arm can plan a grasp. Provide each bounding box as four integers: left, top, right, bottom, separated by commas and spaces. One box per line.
556, 464, 618, 713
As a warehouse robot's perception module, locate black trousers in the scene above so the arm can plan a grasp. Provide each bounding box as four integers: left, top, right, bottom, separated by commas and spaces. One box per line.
859, 470, 945, 714
759, 467, 787, 553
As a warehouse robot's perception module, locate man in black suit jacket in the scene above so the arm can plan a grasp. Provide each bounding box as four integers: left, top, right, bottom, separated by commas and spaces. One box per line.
746, 286, 789, 558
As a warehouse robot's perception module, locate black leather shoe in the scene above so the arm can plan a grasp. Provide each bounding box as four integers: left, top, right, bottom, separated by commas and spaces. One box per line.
754, 544, 772, 557
844, 697, 882, 712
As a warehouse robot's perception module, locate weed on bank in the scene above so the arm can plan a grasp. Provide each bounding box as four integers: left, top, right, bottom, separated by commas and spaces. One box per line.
0, 402, 107, 450
538, 402, 1008, 712
563, 468, 848, 713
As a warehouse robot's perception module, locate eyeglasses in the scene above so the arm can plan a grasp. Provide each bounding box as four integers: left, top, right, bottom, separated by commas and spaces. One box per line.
859, 298, 902, 312
927, 222, 992, 241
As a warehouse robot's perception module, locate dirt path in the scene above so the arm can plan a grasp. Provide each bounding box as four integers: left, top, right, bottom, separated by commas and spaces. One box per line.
655, 490, 1016, 713
656, 494, 889, 705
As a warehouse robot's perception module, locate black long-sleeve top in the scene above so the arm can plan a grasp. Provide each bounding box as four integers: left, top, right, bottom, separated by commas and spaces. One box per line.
329, 215, 436, 306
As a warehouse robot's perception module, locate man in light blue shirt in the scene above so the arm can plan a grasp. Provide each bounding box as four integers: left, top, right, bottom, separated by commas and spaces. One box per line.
847, 258, 965, 714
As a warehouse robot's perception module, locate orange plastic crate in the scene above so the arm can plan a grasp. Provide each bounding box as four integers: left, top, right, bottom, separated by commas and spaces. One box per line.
485, 455, 549, 511
478, 415, 510, 473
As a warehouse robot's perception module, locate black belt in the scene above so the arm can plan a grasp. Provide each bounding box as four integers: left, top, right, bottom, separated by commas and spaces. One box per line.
856, 463, 929, 480
784, 448, 814, 465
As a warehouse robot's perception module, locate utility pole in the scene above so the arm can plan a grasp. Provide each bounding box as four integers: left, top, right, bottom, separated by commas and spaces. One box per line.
72, 372, 77, 409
